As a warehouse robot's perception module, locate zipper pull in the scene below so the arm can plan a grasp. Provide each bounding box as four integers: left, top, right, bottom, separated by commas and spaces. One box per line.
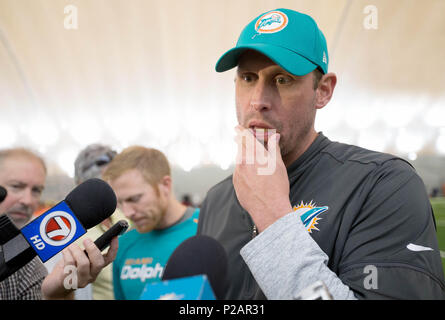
252, 225, 258, 238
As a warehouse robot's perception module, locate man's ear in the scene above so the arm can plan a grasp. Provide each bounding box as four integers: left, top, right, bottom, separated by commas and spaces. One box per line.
315, 72, 337, 110
158, 176, 172, 198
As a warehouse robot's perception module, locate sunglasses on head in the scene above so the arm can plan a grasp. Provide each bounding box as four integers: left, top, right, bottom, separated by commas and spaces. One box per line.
83, 150, 117, 172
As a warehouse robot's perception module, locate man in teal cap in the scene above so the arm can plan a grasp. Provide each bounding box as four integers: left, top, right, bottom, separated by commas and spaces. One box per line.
197, 9, 445, 299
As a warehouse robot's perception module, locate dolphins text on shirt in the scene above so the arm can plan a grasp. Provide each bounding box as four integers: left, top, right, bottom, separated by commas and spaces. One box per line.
120, 263, 164, 282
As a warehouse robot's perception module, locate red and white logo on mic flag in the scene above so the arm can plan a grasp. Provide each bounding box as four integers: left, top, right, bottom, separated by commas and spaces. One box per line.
39, 211, 77, 246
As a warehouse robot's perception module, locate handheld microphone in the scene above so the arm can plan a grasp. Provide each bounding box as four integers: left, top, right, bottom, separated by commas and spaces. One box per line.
0, 178, 117, 282
0, 186, 6, 203
140, 235, 228, 300
93, 220, 128, 252
83, 220, 128, 259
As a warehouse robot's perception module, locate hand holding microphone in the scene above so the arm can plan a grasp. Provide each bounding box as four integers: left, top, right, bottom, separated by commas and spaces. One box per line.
40, 179, 124, 299
42, 220, 128, 299
0, 178, 122, 299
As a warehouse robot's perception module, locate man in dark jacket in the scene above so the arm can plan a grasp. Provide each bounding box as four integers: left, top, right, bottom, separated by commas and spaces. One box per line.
197, 8, 445, 300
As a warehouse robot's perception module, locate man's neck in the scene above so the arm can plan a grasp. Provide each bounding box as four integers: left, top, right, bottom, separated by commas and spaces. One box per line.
282, 130, 318, 168
156, 198, 187, 230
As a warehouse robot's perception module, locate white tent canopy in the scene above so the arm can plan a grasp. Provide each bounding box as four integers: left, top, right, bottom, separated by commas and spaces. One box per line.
1, 0, 444, 200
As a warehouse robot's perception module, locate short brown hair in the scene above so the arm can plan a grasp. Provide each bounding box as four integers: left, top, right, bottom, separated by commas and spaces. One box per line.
0, 147, 47, 174
102, 146, 171, 189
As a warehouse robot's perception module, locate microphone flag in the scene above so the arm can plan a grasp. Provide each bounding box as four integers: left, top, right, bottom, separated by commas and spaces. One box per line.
20, 201, 86, 262
140, 274, 216, 300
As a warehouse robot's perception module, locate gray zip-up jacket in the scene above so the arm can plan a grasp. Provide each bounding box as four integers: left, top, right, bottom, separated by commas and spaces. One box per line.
197, 133, 445, 299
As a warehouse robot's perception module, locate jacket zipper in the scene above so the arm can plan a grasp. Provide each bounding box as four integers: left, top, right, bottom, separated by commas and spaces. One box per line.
252, 225, 258, 238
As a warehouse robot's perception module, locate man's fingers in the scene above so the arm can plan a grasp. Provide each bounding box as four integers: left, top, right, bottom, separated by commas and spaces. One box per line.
103, 236, 119, 265
235, 125, 248, 165
83, 238, 105, 277
235, 125, 262, 166
42, 236, 118, 299
235, 126, 280, 170
62, 244, 77, 268
71, 242, 94, 282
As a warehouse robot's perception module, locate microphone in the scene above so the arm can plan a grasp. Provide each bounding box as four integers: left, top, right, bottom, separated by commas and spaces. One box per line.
0, 178, 117, 281
0, 186, 6, 203
140, 235, 228, 300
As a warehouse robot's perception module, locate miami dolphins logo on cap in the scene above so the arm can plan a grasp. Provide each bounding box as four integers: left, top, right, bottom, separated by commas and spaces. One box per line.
293, 201, 328, 233
255, 10, 288, 34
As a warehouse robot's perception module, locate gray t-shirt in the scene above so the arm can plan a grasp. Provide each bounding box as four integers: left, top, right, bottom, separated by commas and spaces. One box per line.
198, 132, 445, 299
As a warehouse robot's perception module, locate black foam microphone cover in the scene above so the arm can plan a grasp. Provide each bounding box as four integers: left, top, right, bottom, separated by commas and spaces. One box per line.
64, 178, 117, 229
0, 186, 6, 203
162, 235, 228, 300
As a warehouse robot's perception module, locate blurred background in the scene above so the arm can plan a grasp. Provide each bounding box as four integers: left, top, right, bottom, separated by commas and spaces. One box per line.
1, 0, 444, 205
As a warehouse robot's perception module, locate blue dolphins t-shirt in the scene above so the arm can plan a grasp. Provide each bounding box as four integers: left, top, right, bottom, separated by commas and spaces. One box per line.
113, 208, 199, 300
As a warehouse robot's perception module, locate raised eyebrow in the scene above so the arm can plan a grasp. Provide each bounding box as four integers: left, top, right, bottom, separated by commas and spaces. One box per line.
236, 67, 255, 75
236, 66, 245, 73
276, 72, 304, 83
236, 70, 258, 81
273, 69, 296, 77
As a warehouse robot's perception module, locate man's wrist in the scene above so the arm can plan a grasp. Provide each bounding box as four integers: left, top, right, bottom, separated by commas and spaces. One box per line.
41, 274, 76, 300
255, 201, 293, 233
43, 288, 75, 300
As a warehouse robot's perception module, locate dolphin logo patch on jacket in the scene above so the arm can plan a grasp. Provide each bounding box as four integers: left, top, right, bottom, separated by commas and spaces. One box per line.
293, 201, 329, 233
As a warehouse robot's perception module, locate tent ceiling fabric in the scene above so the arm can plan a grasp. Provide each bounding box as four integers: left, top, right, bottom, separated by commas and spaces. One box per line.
0, 0, 445, 176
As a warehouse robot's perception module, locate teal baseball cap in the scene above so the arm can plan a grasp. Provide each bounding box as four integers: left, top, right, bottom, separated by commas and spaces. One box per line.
215, 8, 329, 76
